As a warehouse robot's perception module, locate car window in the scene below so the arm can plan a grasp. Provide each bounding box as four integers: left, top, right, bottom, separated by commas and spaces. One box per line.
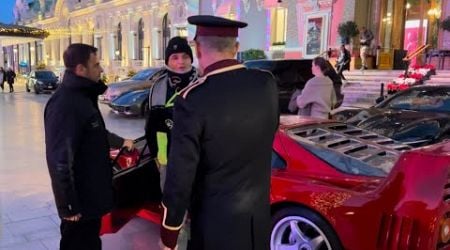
271, 150, 286, 169
131, 69, 158, 81
36, 71, 56, 79
244, 60, 311, 90
380, 88, 450, 112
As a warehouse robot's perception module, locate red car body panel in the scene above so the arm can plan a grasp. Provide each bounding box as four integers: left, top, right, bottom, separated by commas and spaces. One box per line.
102, 116, 450, 249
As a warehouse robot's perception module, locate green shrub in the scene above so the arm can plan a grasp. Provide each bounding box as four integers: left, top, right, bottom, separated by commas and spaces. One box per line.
127, 69, 137, 77
241, 49, 267, 61
36, 62, 46, 70
338, 21, 359, 44
100, 74, 108, 83
441, 16, 450, 32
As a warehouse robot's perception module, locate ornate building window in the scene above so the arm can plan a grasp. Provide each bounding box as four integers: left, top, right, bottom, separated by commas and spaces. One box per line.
138, 19, 144, 60
116, 22, 122, 60
162, 13, 171, 60
270, 7, 287, 46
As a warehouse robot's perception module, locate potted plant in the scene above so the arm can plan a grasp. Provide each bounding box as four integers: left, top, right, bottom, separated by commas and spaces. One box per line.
337, 21, 359, 45
241, 49, 267, 61
441, 16, 450, 32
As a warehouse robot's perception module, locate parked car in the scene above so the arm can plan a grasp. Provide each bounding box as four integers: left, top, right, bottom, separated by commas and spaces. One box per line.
100, 67, 161, 103
244, 59, 344, 114
101, 115, 450, 249
109, 89, 150, 116
331, 85, 450, 147
25, 70, 59, 94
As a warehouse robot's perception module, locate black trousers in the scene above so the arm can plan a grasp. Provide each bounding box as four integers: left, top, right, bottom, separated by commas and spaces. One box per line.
60, 218, 101, 250
8, 83, 13, 92
336, 65, 346, 80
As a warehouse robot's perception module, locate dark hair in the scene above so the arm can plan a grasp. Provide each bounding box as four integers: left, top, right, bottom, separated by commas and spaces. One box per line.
312, 57, 331, 74
63, 43, 98, 71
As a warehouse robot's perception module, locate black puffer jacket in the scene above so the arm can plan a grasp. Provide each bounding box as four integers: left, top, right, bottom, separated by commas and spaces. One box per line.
44, 71, 124, 219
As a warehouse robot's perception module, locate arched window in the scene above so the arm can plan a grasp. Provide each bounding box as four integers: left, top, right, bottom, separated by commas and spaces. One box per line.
68, 19, 72, 45
162, 14, 171, 60
116, 22, 122, 60
138, 19, 144, 60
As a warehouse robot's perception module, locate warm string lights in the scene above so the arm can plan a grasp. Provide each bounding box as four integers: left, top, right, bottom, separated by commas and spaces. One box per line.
0, 23, 49, 39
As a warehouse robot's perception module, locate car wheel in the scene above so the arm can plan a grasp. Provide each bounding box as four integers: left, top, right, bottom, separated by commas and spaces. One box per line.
333, 114, 347, 122
34, 85, 40, 94
141, 100, 149, 117
271, 207, 343, 250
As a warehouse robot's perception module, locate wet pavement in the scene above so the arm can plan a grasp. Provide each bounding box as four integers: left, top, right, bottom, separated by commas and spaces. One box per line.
0, 84, 162, 249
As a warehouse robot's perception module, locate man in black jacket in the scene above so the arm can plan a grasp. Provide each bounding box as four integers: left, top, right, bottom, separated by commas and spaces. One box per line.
160, 15, 279, 250
44, 43, 133, 250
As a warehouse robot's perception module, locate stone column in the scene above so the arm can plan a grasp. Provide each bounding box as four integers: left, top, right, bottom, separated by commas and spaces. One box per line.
440, 0, 450, 49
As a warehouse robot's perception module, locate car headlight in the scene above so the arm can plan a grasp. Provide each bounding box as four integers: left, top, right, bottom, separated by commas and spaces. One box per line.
132, 94, 146, 102
37, 80, 44, 85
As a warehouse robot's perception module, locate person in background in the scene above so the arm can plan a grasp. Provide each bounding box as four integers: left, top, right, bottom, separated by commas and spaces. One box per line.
359, 26, 374, 70
44, 43, 134, 250
335, 44, 351, 80
0, 67, 5, 92
5, 68, 16, 93
296, 57, 336, 119
145, 36, 198, 179
160, 15, 279, 250
288, 81, 304, 114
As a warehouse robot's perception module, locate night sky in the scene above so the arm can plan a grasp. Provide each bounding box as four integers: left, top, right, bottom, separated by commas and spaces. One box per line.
0, 0, 16, 24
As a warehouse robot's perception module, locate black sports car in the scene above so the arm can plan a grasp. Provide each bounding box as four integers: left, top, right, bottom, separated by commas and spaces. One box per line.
25, 70, 59, 94
109, 89, 150, 116
331, 85, 450, 147
244, 59, 344, 114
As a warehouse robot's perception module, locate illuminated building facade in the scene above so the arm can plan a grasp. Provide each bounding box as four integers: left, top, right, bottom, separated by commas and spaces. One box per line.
11, 0, 450, 74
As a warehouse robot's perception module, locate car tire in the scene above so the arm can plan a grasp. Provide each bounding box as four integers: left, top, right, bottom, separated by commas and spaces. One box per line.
34, 85, 40, 94
141, 100, 149, 117
333, 114, 347, 122
271, 206, 343, 250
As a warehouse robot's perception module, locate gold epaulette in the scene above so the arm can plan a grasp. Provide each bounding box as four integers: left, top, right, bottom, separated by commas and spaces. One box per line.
179, 64, 246, 99
179, 77, 206, 99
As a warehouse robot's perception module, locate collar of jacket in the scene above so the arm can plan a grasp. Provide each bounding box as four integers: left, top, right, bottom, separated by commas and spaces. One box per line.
202, 59, 240, 76
61, 70, 107, 98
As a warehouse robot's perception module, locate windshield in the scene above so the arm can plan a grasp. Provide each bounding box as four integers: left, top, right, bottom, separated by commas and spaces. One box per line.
131, 69, 158, 81
36, 71, 56, 79
379, 88, 450, 112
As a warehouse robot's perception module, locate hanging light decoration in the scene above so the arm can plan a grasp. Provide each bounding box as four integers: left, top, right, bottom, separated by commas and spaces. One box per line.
0, 23, 49, 39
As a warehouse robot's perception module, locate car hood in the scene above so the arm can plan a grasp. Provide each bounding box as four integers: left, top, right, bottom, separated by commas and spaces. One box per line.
111, 89, 149, 106
107, 80, 148, 88
357, 109, 450, 145
37, 77, 58, 83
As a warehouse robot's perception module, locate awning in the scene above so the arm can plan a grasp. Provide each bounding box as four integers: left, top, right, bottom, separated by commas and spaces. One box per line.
0, 23, 49, 46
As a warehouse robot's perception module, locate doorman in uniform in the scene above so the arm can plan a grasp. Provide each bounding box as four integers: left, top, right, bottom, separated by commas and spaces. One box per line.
160, 15, 279, 250
144, 36, 198, 170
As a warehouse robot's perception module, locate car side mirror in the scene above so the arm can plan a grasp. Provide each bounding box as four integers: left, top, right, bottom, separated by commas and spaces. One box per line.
375, 96, 385, 104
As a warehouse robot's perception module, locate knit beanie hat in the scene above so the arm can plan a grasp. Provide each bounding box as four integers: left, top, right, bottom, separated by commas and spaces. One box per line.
165, 37, 193, 65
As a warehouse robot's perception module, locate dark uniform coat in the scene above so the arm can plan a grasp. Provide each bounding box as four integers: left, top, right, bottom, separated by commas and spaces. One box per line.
161, 59, 279, 250
44, 71, 124, 219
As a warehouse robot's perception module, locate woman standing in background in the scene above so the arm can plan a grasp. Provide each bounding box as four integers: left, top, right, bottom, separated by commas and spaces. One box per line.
296, 57, 336, 119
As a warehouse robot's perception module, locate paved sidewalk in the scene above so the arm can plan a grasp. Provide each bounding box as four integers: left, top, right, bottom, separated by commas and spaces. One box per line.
0, 92, 161, 250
